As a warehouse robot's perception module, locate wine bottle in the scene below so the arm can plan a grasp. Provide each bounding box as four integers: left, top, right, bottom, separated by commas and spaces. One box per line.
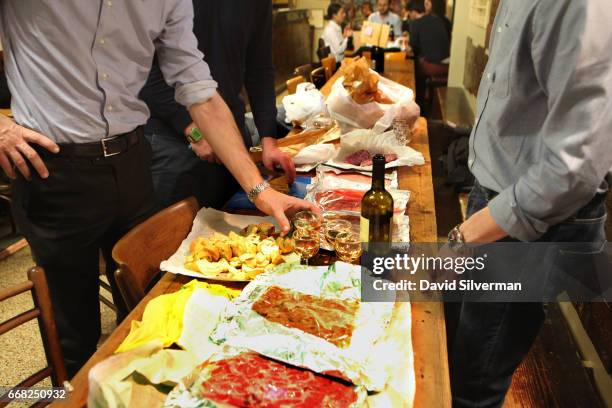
360, 154, 393, 247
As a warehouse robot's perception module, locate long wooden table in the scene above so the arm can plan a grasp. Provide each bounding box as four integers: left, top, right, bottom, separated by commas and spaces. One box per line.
55, 57, 450, 408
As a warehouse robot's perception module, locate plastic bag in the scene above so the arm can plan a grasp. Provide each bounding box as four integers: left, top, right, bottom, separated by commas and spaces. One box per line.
325, 129, 425, 171
282, 82, 326, 126
326, 73, 420, 133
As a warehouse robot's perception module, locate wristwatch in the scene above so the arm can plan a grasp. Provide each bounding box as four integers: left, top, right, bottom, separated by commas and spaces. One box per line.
247, 181, 270, 202
186, 126, 203, 144
448, 224, 466, 253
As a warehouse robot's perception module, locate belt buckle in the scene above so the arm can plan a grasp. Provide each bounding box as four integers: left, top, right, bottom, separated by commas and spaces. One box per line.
101, 136, 120, 157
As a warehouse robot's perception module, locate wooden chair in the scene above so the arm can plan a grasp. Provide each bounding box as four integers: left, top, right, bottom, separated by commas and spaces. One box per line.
112, 197, 199, 310
321, 56, 337, 81
286, 75, 305, 95
310, 66, 327, 89
293, 64, 312, 82
384, 51, 407, 63
0, 266, 68, 407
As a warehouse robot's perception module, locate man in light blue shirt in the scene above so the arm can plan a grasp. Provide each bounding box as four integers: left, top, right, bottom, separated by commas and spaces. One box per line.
0, 0, 316, 376
368, 0, 402, 38
447, 0, 611, 406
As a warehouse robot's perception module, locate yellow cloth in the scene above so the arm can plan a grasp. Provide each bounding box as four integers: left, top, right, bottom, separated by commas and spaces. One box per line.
116, 280, 238, 353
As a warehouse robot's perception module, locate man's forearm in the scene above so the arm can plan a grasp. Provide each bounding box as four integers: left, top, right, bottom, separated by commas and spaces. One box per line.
188, 92, 263, 192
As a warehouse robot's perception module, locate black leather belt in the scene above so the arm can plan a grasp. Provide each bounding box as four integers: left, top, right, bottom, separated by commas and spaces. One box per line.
55, 127, 143, 158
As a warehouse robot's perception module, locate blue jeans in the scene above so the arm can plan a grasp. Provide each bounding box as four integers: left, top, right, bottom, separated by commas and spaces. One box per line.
447, 180, 607, 408
144, 131, 239, 210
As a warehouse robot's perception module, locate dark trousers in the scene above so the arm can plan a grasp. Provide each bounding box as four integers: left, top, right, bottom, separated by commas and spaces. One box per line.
11, 133, 156, 377
447, 180, 607, 408
144, 131, 239, 210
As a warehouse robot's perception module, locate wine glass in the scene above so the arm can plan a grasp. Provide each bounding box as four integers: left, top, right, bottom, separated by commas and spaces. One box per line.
334, 231, 362, 264
324, 219, 352, 248
293, 210, 322, 235
293, 233, 320, 265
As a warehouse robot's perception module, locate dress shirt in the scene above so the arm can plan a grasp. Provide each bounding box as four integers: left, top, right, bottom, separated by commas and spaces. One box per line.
368, 11, 402, 38
140, 0, 277, 146
322, 21, 348, 62
0, 0, 217, 143
470, 0, 612, 241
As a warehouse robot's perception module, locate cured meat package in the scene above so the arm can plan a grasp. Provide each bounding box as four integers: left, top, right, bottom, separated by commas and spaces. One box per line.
305, 168, 410, 216
211, 262, 396, 391
164, 348, 367, 408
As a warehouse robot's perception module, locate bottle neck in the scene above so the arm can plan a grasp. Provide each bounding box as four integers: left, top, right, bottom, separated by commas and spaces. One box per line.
372, 159, 385, 189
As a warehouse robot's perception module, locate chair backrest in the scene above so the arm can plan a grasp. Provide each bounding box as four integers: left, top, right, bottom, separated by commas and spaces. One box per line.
293, 64, 312, 82
286, 76, 305, 95
0, 267, 67, 407
317, 38, 331, 61
310, 66, 327, 89
320, 56, 336, 80
112, 197, 199, 310
384, 51, 406, 62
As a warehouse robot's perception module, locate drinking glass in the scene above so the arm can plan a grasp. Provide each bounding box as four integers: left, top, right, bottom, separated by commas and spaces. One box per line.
392, 118, 411, 145
293, 233, 320, 265
293, 210, 322, 236
334, 231, 362, 264
324, 219, 352, 248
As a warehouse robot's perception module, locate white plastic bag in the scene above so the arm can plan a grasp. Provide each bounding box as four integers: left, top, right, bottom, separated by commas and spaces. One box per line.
325, 129, 425, 171
282, 82, 326, 125
326, 74, 420, 133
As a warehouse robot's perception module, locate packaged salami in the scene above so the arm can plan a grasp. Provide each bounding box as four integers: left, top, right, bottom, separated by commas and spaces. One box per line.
211, 262, 396, 391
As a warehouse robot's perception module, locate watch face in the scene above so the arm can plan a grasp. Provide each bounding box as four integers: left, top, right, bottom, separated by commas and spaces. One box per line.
189, 127, 203, 143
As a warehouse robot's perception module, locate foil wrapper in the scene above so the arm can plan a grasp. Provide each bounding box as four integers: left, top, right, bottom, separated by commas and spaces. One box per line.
211, 262, 396, 391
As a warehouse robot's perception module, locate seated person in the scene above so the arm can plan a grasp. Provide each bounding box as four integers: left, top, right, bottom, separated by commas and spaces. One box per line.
322, 3, 352, 62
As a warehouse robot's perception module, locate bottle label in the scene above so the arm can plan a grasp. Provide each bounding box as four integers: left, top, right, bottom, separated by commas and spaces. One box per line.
360, 216, 369, 243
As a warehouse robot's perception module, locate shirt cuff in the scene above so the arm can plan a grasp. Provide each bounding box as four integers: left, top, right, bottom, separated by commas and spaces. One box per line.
175, 79, 218, 108
487, 185, 550, 242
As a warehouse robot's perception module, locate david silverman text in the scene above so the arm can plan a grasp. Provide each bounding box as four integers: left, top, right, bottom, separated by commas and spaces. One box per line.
372, 279, 523, 292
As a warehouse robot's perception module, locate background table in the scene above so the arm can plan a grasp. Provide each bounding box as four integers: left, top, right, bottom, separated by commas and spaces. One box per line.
54, 57, 451, 408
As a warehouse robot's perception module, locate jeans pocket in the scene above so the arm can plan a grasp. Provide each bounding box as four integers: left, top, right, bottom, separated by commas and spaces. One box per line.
552, 240, 611, 301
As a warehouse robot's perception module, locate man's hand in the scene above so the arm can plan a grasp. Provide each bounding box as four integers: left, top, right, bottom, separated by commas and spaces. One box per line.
460, 207, 508, 243
261, 137, 296, 184
253, 188, 320, 235
0, 115, 59, 180
190, 139, 218, 163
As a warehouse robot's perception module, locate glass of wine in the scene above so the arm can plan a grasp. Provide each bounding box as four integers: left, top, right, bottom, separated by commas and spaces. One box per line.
293, 210, 322, 236
324, 219, 352, 248
293, 233, 320, 265
334, 231, 362, 264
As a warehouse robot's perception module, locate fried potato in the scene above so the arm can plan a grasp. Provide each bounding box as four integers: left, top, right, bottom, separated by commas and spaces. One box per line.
185, 222, 296, 280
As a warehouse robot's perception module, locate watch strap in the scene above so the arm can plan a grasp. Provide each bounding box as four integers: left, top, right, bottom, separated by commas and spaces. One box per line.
247, 180, 270, 202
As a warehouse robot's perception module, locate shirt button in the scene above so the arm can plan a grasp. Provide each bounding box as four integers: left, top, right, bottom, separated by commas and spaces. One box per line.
468, 158, 475, 167
99, 38, 106, 45
108, 105, 114, 112
107, 0, 112, 6
486, 73, 492, 80
497, 26, 502, 33
101, 73, 109, 80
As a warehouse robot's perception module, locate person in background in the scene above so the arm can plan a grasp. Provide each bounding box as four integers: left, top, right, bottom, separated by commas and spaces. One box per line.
447, 0, 611, 406
407, 0, 450, 105
0, 0, 315, 377
322, 3, 353, 63
361, 2, 374, 20
424, 0, 452, 37
369, 0, 402, 39
140, 0, 296, 210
